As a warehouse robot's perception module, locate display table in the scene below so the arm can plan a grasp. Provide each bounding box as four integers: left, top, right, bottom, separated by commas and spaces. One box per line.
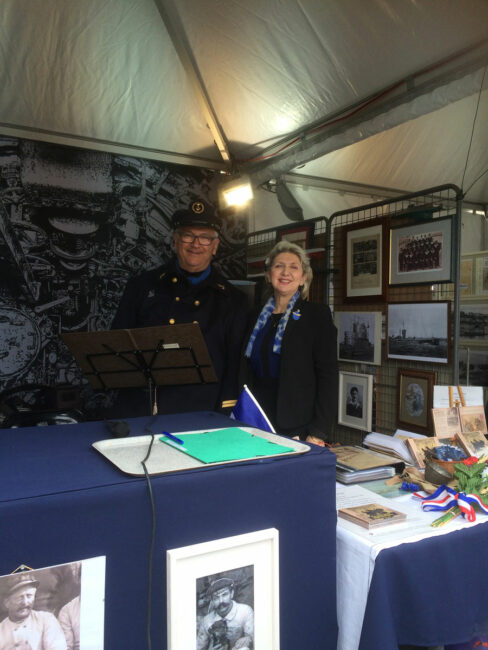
337, 483, 488, 650
0, 412, 337, 650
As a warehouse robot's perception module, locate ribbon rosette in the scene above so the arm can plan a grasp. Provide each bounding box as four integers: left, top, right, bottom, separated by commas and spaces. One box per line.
417, 485, 488, 522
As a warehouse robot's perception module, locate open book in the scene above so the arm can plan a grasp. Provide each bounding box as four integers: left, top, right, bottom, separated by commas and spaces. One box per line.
362, 430, 426, 465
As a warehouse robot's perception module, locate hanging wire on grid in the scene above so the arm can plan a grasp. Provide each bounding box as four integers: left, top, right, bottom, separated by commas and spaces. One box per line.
141, 414, 159, 650
460, 64, 487, 195
463, 166, 488, 198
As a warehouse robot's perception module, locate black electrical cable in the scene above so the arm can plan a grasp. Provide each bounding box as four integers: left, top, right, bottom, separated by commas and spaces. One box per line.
460, 64, 487, 195
141, 415, 159, 650
462, 166, 488, 199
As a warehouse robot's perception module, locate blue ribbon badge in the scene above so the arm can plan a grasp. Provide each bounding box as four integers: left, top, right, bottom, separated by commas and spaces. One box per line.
292, 309, 301, 321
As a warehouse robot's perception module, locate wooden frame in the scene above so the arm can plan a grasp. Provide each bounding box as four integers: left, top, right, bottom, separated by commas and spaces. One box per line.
167, 529, 279, 650
335, 310, 382, 365
389, 215, 454, 286
343, 217, 387, 302
276, 224, 312, 250
338, 371, 374, 432
387, 301, 450, 364
397, 368, 435, 434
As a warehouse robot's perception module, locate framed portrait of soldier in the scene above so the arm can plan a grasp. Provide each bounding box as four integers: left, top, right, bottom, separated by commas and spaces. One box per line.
338, 371, 374, 432
389, 216, 454, 286
343, 217, 388, 302
397, 368, 435, 434
167, 528, 279, 650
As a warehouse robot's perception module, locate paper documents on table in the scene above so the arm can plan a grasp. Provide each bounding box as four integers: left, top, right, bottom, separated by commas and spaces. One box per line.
331, 445, 403, 484
362, 431, 417, 464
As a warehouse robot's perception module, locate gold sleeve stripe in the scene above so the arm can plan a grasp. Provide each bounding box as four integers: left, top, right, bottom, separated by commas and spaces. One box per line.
221, 399, 237, 408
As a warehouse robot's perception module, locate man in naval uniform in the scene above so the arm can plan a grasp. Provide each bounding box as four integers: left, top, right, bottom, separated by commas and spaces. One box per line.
110, 199, 249, 416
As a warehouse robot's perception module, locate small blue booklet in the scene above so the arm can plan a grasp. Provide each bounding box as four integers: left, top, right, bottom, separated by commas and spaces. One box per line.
160, 427, 294, 463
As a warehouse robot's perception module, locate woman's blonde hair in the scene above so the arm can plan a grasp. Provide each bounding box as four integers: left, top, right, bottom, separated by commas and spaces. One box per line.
264, 240, 313, 299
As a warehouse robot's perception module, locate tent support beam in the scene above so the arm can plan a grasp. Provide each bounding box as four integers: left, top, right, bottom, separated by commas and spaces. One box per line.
152, 0, 232, 164
243, 40, 488, 188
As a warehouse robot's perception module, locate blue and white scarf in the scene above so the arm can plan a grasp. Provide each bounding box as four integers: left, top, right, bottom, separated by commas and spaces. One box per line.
245, 291, 300, 357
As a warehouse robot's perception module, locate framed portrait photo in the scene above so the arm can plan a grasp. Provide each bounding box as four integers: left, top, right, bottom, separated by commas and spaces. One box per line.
343, 218, 387, 302
397, 368, 435, 435
167, 528, 279, 650
335, 311, 382, 365
387, 301, 450, 364
459, 302, 488, 343
276, 224, 312, 250
389, 216, 454, 286
338, 371, 373, 432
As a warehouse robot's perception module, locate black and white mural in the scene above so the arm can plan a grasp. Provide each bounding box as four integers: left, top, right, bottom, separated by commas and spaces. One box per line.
0, 137, 246, 418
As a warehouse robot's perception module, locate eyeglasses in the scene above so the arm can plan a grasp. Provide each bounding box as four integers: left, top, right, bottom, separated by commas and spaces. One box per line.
177, 231, 218, 246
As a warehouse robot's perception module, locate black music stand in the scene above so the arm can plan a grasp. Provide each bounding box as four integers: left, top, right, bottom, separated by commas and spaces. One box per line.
61, 323, 217, 410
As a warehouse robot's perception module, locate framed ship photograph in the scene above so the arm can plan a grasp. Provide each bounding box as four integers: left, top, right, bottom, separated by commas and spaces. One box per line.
389, 216, 453, 286
459, 302, 488, 343
338, 371, 374, 432
167, 528, 279, 650
397, 368, 435, 435
387, 301, 450, 364
343, 217, 387, 302
335, 311, 382, 365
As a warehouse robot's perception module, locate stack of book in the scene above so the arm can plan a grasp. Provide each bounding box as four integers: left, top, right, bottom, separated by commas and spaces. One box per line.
332, 445, 404, 484
338, 502, 407, 529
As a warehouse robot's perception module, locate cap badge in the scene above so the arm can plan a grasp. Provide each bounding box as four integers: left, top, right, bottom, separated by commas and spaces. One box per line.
192, 201, 205, 214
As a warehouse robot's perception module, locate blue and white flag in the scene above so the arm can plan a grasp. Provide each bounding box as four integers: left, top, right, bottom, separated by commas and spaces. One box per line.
230, 384, 276, 433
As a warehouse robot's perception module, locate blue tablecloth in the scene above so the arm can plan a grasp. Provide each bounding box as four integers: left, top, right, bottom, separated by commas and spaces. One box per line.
0, 412, 338, 649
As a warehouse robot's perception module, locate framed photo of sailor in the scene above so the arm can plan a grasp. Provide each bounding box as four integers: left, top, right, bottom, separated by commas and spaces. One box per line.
167, 528, 279, 650
387, 301, 450, 364
343, 218, 388, 302
335, 311, 382, 365
389, 216, 454, 286
397, 368, 435, 434
338, 371, 374, 432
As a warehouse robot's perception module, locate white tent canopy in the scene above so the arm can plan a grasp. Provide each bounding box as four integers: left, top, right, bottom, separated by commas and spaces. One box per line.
1, 0, 487, 219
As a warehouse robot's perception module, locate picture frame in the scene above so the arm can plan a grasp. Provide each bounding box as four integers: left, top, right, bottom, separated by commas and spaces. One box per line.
389, 215, 454, 286
338, 371, 373, 431
335, 311, 382, 365
459, 302, 488, 343
167, 528, 279, 650
459, 346, 488, 386
460, 250, 488, 299
404, 436, 441, 469
397, 368, 435, 434
343, 217, 387, 302
387, 301, 450, 364
276, 224, 312, 250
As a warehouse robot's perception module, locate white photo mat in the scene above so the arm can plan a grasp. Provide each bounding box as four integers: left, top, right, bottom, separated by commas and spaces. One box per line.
338, 371, 374, 432
346, 222, 384, 298
167, 528, 279, 650
335, 311, 382, 366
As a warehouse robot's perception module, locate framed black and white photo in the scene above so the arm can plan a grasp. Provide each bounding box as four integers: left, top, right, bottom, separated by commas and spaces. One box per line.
343, 218, 387, 302
338, 371, 373, 431
397, 368, 435, 434
459, 346, 488, 386
389, 216, 454, 286
459, 302, 488, 343
335, 311, 382, 365
167, 529, 279, 650
0, 556, 105, 650
387, 301, 450, 364
277, 224, 312, 250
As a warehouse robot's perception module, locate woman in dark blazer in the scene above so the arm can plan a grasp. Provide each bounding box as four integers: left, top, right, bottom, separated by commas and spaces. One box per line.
242, 241, 338, 445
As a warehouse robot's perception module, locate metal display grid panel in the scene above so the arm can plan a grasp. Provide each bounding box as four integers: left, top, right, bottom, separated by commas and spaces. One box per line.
328, 184, 463, 445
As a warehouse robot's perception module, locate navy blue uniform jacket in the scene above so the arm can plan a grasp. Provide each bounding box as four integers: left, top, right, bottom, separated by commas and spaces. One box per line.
242, 298, 338, 439
111, 259, 249, 415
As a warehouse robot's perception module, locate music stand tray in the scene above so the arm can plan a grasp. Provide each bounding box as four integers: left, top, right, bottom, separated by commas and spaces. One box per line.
62, 323, 217, 391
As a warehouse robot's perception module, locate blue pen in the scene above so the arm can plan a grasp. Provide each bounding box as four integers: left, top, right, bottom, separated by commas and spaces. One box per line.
160, 430, 184, 445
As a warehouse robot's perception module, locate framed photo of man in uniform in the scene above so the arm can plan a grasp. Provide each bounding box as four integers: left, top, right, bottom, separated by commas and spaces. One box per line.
167, 528, 279, 650
338, 371, 374, 432
389, 216, 454, 286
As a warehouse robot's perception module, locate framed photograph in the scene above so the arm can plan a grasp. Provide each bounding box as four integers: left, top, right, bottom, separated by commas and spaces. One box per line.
277, 224, 312, 249
456, 431, 488, 458
397, 368, 435, 434
475, 253, 488, 296
167, 528, 279, 650
387, 301, 450, 364
459, 346, 488, 386
343, 218, 387, 302
335, 311, 382, 365
460, 256, 474, 296
460, 302, 488, 343
458, 405, 488, 434
389, 216, 453, 285
405, 436, 440, 469
338, 371, 373, 431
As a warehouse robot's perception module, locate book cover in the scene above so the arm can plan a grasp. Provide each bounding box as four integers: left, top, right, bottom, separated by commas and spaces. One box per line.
455, 431, 488, 459
405, 436, 440, 469
432, 407, 461, 437
338, 502, 407, 529
458, 406, 488, 434
332, 445, 402, 471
